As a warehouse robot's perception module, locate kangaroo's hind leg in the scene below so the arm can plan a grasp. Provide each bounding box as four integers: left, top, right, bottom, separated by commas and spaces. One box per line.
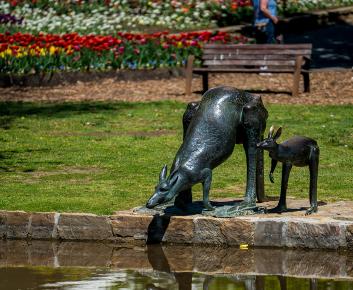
306, 146, 319, 215
174, 102, 200, 210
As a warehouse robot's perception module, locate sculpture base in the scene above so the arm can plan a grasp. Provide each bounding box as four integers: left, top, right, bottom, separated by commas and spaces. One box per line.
134, 200, 266, 217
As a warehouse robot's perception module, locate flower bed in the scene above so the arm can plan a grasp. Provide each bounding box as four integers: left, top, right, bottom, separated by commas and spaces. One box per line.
1, 0, 353, 35
1, 0, 253, 34
0, 31, 250, 76
280, 0, 353, 15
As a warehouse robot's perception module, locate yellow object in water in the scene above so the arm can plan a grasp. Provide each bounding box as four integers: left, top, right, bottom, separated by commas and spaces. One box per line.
239, 244, 248, 250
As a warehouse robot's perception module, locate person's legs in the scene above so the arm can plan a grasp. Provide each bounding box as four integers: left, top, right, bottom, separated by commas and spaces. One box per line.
254, 24, 267, 44
265, 21, 276, 44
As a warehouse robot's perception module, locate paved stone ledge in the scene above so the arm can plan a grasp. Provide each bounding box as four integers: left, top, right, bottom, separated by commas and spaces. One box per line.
1, 200, 353, 249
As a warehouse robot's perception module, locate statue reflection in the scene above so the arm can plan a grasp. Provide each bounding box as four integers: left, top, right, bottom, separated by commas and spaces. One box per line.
147, 244, 193, 290
145, 244, 320, 290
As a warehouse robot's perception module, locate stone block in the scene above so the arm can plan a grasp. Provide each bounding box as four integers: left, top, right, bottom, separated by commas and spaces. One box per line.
57, 213, 112, 240
30, 212, 56, 240
220, 218, 255, 246
254, 219, 285, 247
286, 221, 344, 249
0, 212, 6, 238
0, 211, 30, 239
162, 216, 194, 244
193, 217, 225, 245
111, 214, 153, 241
346, 224, 353, 249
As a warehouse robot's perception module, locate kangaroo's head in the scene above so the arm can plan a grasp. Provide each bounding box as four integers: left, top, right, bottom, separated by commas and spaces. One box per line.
146, 165, 180, 208
257, 126, 282, 151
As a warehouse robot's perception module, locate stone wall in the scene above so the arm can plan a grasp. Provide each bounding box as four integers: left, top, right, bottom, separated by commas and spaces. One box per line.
1, 203, 353, 249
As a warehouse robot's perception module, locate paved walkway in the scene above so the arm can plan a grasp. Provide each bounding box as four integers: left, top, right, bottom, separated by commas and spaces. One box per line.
285, 22, 353, 69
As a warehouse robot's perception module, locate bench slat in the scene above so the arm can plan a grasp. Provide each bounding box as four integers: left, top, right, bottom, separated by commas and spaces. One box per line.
204, 44, 312, 49
203, 49, 311, 55
203, 59, 296, 66
202, 54, 302, 60
193, 67, 309, 73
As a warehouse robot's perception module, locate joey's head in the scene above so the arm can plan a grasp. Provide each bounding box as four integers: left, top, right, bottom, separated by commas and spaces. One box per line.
146, 165, 180, 209
257, 126, 282, 151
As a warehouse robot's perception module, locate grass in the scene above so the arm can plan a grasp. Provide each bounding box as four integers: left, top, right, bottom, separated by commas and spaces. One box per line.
0, 101, 352, 215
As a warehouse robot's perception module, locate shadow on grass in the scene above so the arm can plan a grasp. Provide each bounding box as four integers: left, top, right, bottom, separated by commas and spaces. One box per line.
0, 101, 138, 129
0, 148, 59, 173
0, 101, 135, 117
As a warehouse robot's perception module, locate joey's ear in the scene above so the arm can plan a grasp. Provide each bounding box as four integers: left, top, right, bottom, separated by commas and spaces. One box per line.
159, 164, 168, 182
273, 127, 282, 140
268, 125, 275, 138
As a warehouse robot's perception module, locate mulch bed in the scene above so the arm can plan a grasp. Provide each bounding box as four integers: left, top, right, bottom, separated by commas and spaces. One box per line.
0, 70, 352, 105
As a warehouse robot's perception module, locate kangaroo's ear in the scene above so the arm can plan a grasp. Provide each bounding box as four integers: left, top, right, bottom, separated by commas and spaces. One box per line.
273, 127, 282, 140
169, 175, 179, 187
268, 125, 275, 138
159, 164, 168, 182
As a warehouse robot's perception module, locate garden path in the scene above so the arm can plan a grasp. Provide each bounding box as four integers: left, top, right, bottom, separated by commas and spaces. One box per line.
0, 70, 351, 104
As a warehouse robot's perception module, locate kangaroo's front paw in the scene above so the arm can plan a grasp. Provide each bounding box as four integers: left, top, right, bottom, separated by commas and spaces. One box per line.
203, 201, 214, 211
305, 205, 318, 215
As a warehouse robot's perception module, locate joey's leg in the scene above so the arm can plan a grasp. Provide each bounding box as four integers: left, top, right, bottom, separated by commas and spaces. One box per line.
306, 146, 319, 215
269, 159, 278, 183
202, 168, 214, 211
174, 102, 200, 210
268, 162, 292, 213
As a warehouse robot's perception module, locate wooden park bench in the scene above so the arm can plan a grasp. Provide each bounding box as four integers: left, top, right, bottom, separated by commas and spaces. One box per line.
185, 43, 312, 97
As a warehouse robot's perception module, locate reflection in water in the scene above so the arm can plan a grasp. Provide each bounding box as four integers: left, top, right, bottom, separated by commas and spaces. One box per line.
0, 241, 353, 290
1, 268, 353, 290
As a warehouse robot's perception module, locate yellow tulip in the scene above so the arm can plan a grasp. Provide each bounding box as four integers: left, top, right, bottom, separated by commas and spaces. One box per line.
49, 46, 57, 55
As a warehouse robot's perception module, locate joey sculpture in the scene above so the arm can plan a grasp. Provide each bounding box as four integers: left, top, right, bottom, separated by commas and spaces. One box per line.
257, 126, 319, 215
146, 86, 268, 215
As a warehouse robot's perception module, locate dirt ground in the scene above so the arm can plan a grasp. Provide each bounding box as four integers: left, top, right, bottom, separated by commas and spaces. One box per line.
0, 70, 352, 105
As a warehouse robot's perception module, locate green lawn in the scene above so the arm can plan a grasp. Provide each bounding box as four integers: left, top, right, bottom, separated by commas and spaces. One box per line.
0, 101, 352, 215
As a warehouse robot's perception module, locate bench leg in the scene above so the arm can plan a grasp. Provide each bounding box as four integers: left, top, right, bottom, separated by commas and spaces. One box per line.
185, 55, 194, 95
303, 72, 310, 92
202, 72, 209, 94
292, 56, 303, 97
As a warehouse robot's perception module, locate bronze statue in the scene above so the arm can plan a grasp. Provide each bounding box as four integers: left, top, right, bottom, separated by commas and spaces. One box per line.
257, 126, 319, 215
146, 86, 268, 215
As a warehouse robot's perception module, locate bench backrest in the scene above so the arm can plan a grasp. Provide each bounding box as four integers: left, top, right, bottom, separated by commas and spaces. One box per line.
202, 44, 312, 69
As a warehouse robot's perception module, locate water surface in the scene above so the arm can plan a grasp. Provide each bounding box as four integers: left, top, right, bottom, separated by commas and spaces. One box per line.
1, 240, 352, 290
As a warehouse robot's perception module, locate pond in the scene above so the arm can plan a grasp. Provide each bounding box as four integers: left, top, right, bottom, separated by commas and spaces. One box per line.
1, 240, 353, 290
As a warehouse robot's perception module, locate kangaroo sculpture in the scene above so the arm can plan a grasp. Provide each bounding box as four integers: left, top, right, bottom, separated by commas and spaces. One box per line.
257, 126, 319, 215
146, 86, 268, 214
